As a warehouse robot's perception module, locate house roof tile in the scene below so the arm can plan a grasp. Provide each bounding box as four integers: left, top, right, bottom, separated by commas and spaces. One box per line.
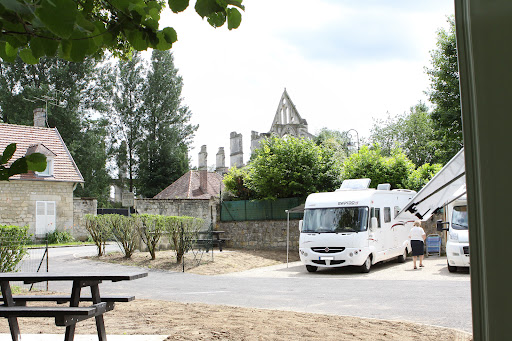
153, 170, 224, 199
0, 123, 84, 183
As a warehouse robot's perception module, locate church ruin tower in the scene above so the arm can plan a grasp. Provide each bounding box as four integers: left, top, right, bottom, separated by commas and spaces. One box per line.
216, 147, 228, 174
230, 131, 244, 168
269, 88, 314, 139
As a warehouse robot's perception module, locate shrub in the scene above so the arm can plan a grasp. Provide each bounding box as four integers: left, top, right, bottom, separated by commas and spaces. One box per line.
85, 214, 111, 256
0, 225, 31, 272
107, 214, 139, 259
46, 230, 75, 244
164, 216, 203, 264
134, 214, 166, 260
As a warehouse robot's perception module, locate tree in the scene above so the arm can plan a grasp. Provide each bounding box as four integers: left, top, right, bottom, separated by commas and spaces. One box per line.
314, 128, 351, 162
341, 146, 415, 189
370, 102, 437, 166
404, 163, 443, 192
222, 166, 254, 200
109, 52, 147, 193
426, 16, 463, 164
247, 136, 341, 200
0, 56, 111, 202
137, 50, 197, 198
0, 0, 244, 63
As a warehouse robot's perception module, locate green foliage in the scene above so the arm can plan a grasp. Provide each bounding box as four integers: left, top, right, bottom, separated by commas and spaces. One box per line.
85, 214, 112, 256
0, 0, 245, 63
164, 216, 203, 264
85, 214, 203, 261
222, 166, 254, 200
426, 16, 463, 164
133, 214, 167, 260
370, 102, 438, 166
404, 163, 443, 192
342, 146, 415, 189
106, 214, 139, 259
136, 50, 197, 198
0, 225, 31, 272
247, 136, 341, 200
46, 230, 75, 244
342, 146, 441, 191
0, 143, 46, 180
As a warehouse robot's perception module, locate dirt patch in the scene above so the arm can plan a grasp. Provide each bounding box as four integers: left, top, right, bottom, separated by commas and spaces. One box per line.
0, 299, 472, 340
90, 248, 301, 275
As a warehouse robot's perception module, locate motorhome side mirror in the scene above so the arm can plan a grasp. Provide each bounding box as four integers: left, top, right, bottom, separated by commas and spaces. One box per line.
299, 220, 303, 232
436, 220, 449, 231
370, 217, 378, 231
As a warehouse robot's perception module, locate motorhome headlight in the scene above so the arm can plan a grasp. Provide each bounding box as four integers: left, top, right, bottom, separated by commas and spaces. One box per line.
349, 252, 353, 257
449, 232, 459, 241
354, 250, 359, 255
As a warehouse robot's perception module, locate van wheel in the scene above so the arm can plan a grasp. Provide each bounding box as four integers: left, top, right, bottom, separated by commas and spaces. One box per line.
360, 256, 371, 273
306, 265, 318, 273
447, 261, 458, 273
397, 248, 407, 263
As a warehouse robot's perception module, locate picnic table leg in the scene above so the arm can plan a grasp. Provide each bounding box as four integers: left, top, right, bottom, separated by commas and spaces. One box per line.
0, 282, 21, 341
64, 280, 81, 341
90, 284, 107, 341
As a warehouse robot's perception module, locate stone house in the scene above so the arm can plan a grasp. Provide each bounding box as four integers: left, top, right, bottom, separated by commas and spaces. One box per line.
0, 108, 84, 238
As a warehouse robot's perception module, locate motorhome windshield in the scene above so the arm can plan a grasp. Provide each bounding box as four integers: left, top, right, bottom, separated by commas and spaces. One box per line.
452, 205, 468, 230
302, 207, 369, 233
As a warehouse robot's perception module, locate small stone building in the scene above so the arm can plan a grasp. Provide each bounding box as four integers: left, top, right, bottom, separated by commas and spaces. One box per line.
0, 109, 84, 238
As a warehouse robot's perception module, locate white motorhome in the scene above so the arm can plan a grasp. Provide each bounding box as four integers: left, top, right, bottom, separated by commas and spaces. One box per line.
299, 179, 416, 273
438, 195, 469, 272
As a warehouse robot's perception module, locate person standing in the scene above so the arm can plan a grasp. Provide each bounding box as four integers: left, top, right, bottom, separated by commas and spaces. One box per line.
409, 220, 426, 269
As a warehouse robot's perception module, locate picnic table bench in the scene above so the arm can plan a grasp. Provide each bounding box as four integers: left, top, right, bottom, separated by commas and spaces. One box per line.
0, 272, 147, 341
196, 230, 229, 252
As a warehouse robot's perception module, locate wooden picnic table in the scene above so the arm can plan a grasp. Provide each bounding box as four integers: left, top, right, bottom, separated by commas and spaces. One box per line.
0, 271, 148, 341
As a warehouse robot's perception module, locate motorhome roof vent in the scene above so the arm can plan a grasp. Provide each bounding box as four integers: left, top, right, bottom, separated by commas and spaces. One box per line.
338, 178, 371, 190
377, 183, 391, 191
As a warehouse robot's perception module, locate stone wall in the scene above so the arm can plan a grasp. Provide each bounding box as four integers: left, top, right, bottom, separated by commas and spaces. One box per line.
135, 198, 219, 231
0, 180, 75, 238
72, 198, 97, 240
219, 219, 300, 251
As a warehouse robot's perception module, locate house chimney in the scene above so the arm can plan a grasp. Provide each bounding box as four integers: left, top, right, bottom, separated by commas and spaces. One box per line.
33, 108, 47, 127
198, 145, 208, 193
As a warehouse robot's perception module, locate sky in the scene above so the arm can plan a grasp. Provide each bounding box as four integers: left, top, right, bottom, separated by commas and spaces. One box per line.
159, 0, 455, 168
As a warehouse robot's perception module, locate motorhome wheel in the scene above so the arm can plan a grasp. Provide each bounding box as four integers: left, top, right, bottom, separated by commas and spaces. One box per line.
306, 265, 318, 273
360, 256, 371, 273
397, 248, 407, 263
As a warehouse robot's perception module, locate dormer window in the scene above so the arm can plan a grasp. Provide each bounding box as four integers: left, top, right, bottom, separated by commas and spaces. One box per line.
36, 156, 53, 176
25, 143, 56, 178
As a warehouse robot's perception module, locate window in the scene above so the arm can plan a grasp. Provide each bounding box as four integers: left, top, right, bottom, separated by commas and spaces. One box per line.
36, 201, 56, 237
394, 206, 401, 218
36, 157, 53, 177
384, 207, 391, 223
371, 207, 381, 228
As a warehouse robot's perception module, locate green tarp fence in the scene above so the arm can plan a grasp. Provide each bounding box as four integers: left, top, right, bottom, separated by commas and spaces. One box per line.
221, 198, 304, 221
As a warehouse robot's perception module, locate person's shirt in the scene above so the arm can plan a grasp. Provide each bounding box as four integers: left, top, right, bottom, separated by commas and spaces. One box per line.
409, 226, 426, 241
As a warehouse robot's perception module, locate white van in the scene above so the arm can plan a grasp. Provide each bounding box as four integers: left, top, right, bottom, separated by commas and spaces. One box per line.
437, 196, 469, 272
299, 179, 416, 273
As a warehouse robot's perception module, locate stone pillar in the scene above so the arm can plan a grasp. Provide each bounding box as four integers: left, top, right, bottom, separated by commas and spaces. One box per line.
230, 132, 244, 168
215, 147, 227, 174
198, 145, 208, 193
33, 108, 46, 127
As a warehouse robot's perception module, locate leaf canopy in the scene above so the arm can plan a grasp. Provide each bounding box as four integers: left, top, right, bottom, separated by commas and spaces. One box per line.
0, 0, 244, 63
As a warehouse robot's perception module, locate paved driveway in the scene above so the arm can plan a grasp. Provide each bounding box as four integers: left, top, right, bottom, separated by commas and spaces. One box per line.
31, 245, 472, 333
